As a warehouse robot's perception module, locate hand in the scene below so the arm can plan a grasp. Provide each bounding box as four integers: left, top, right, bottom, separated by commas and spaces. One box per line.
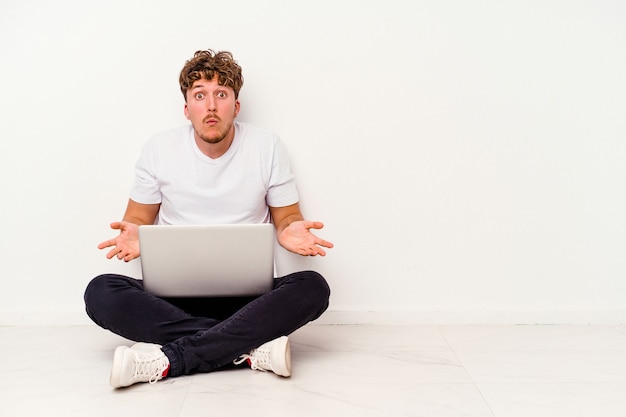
278, 220, 334, 257
97, 221, 140, 262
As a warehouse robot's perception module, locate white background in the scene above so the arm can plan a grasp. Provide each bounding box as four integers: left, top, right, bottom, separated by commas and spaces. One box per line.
1, 0, 624, 325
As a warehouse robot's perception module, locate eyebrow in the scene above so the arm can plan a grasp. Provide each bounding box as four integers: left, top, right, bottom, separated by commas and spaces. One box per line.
191, 84, 227, 91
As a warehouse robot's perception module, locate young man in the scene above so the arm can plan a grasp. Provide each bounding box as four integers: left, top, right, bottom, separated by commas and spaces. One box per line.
84, 50, 333, 388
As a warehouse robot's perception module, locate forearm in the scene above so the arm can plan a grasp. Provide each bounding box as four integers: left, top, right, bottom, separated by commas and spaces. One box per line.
122, 214, 153, 225
270, 203, 303, 235
274, 213, 303, 235
122, 199, 160, 226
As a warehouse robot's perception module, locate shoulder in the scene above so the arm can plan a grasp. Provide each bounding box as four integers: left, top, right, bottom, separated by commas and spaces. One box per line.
136, 126, 192, 167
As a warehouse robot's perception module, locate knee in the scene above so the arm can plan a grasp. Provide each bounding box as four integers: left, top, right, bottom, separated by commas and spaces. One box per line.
292, 270, 331, 312
84, 274, 113, 308
84, 274, 134, 324
84, 275, 112, 320
305, 270, 331, 301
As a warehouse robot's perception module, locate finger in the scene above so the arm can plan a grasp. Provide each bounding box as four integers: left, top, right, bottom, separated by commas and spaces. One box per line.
109, 221, 123, 230
316, 239, 334, 249
97, 239, 115, 250
298, 246, 314, 256
306, 221, 324, 230
314, 247, 327, 257
123, 252, 139, 262
105, 248, 120, 260
299, 245, 327, 257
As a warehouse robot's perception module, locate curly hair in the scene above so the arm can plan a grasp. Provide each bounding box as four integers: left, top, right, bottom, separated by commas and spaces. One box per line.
179, 49, 244, 100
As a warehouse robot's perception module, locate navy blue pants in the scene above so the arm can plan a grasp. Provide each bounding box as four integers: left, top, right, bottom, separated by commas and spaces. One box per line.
84, 271, 330, 377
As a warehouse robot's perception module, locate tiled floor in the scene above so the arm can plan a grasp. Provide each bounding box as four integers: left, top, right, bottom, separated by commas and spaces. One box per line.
2, 324, 625, 416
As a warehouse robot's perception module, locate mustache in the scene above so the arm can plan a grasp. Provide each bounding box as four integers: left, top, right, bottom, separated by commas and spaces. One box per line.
203, 114, 221, 123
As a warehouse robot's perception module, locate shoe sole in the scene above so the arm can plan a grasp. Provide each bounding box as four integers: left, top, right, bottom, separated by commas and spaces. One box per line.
271, 336, 292, 377
110, 346, 129, 388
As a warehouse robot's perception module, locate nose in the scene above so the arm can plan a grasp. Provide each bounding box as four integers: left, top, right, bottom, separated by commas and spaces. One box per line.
206, 96, 217, 112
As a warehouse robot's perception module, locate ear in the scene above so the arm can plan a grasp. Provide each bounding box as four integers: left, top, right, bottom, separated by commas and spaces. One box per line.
184, 102, 190, 120
234, 100, 240, 118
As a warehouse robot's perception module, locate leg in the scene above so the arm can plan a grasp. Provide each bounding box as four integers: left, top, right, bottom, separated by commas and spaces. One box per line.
85, 271, 330, 378
84, 274, 223, 344
161, 270, 330, 376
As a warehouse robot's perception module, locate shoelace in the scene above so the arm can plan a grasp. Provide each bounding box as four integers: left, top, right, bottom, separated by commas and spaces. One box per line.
234, 348, 272, 372
133, 353, 170, 384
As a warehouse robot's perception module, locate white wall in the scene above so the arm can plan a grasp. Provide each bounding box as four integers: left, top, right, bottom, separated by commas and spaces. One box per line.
1, 0, 624, 325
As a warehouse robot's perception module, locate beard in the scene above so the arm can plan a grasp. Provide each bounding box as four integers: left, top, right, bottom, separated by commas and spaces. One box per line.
198, 130, 228, 144
195, 116, 233, 145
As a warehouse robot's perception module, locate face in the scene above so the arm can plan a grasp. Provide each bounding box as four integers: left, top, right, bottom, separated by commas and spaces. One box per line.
184, 76, 240, 146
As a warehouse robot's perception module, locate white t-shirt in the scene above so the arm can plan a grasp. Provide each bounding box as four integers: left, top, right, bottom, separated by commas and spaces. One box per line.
130, 121, 299, 225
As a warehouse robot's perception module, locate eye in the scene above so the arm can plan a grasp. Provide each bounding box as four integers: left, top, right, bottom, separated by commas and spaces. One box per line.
216, 91, 227, 98
194, 92, 205, 100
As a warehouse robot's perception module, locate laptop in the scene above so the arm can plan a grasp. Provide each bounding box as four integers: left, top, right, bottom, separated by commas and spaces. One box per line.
138, 223, 275, 297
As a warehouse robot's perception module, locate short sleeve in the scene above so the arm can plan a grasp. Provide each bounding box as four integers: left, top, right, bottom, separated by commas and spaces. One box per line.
129, 140, 162, 204
266, 138, 299, 207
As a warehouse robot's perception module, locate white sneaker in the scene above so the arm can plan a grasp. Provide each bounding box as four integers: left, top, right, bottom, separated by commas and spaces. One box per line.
234, 336, 292, 377
110, 342, 170, 388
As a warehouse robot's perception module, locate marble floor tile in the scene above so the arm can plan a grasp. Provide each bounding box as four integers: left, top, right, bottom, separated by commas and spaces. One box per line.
290, 350, 472, 384
0, 378, 192, 417
440, 325, 626, 351
1, 324, 625, 417
453, 348, 626, 383
291, 323, 452, 352
477, 382, 626, 417
183, 376, 494, 417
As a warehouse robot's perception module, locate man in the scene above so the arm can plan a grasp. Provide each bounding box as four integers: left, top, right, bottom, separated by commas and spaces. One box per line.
84, 49, 333, 388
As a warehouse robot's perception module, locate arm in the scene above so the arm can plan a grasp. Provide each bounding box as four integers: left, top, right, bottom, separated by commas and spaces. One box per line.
97, 199, 161, 262
270, 203, 334, 257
